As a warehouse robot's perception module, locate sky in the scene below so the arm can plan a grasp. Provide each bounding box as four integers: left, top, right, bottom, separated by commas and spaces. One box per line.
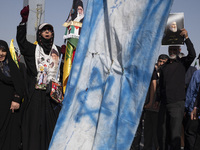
0, 0, 200, 65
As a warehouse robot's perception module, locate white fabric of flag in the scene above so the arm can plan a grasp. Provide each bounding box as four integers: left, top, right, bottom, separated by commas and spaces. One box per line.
49, 0, 173, 149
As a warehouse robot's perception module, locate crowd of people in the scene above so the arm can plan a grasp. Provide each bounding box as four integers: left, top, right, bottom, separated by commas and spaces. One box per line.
0, 1, 84, 150
0, 2, 199, 150
130, 28, 200, 150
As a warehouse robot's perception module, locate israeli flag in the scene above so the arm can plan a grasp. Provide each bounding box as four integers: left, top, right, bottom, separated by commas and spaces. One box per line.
49, 0, 173, 149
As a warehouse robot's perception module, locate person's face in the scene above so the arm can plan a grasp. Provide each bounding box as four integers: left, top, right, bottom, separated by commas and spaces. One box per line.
77, 6, 83, 15
41, 26, 53, 40
0, 48, 7, 62
157, 59, 168, 67
168, 48, 179, 60
169, 21, 177, 32
51, 53, 58, 61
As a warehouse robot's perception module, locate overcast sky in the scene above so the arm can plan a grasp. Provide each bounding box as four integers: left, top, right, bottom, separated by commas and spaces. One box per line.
0, 0, 199, 64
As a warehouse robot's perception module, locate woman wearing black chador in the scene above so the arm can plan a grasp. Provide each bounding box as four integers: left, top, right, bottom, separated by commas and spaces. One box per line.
0, 40, 24, 150
16, 5, 63, 150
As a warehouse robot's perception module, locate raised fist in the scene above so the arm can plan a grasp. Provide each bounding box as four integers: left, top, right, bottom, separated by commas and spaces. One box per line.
20, 5, 29, 23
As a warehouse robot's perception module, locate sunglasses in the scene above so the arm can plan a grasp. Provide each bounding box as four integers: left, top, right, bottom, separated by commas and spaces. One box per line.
41, 27, 53, 33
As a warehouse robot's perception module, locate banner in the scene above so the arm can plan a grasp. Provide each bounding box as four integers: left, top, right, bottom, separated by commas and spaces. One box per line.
62, 41, 75, 94
162, 13, 184, 45
49, 0, 173, 149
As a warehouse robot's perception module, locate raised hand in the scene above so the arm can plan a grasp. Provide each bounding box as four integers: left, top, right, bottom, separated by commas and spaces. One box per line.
20, 5, 29, 23
180, 28, 189, 39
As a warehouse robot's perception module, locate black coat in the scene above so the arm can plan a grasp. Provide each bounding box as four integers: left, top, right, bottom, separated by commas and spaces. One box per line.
159, 38, 196, 104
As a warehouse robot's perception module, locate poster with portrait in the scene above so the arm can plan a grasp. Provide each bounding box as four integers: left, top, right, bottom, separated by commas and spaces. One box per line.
50, 81, 63, 103
162, 13, 184, 45
35, 46, 60, 90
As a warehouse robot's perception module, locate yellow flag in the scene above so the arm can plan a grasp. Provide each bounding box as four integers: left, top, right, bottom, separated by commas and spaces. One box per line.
63, 42, 74, 94
9, 39, 19, 68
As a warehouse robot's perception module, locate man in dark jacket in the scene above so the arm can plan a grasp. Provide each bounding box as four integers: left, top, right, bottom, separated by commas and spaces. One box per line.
157, 28, 196, 150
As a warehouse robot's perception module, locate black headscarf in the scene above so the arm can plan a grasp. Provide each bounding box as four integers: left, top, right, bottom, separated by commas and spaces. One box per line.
76, 0, 83, 9
37, 23, 54, 55
0, 40, 24, 103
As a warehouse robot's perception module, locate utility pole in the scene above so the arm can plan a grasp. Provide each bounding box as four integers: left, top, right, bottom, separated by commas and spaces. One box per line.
23, 0, 45, 43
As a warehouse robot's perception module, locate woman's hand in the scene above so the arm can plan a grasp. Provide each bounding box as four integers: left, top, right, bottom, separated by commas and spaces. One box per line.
10, 101, 20, 113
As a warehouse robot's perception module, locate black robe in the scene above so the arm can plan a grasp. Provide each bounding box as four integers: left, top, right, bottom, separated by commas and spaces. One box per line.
0, 40, 24, 150
16, 24, 62, 150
